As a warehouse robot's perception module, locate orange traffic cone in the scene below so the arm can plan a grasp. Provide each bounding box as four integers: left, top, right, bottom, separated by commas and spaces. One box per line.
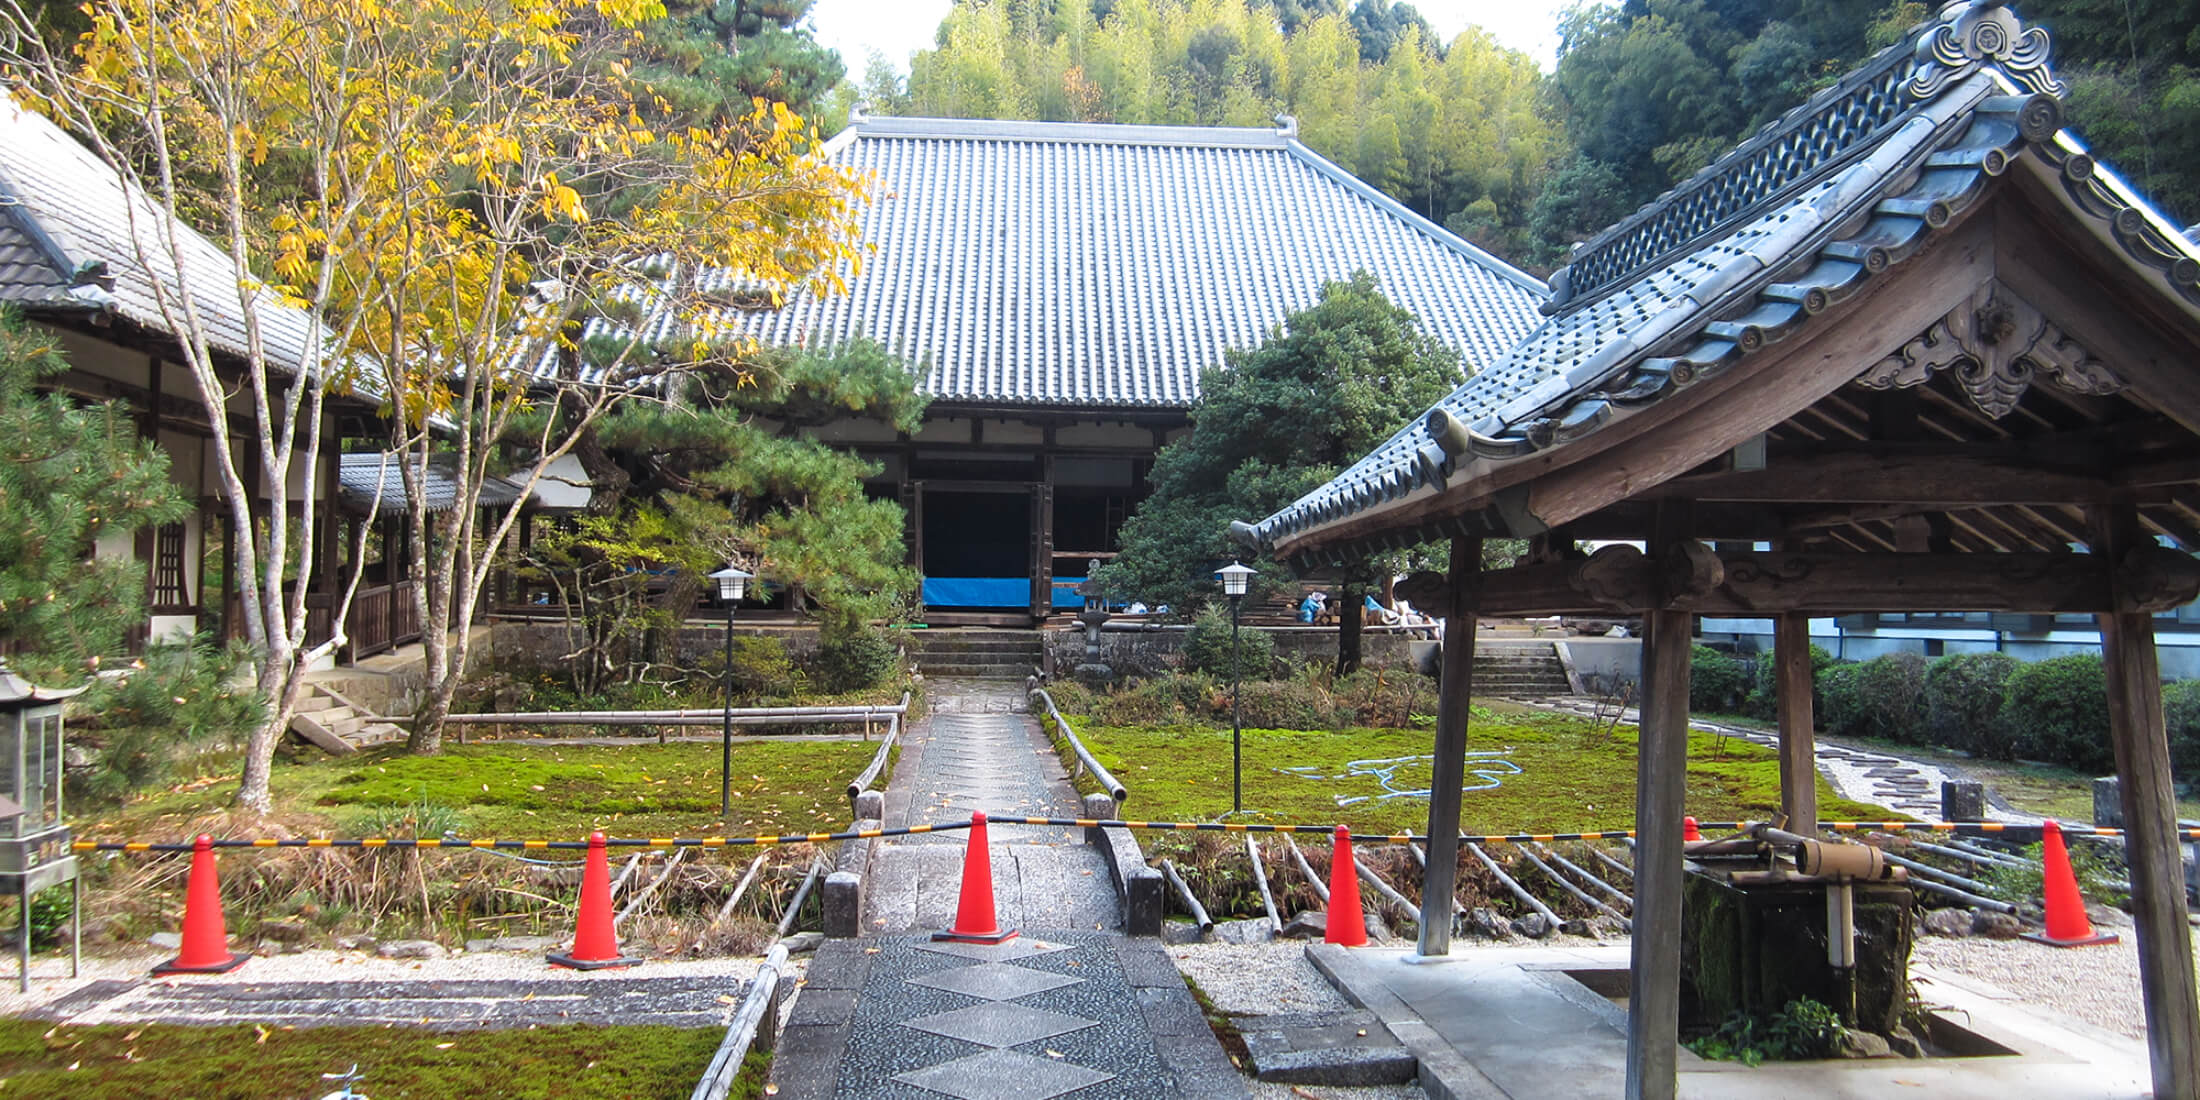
935, 811, 1017, 944
1324, 825, 1369, 947
2024, 819, 2118, 948
549, 832, 641, 969
152, 835, 250, 975
1683, 816, 1702, 842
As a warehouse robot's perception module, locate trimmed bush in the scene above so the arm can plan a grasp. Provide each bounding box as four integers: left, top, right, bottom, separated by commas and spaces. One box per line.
1819, 653, 1927, 740
2166, 679, 2200, 785
2000, 653, 2111, 773
816, 626, 900, 693
1922, 651, 2020, 758
1690, 646, 1749, 713
1232, 680, 1334, 729
1182, 606, 1275, 681
1743, 644, 1834, 720
727, 635, 801, 698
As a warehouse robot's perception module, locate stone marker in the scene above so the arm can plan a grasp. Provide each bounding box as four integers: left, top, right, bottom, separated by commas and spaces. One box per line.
1940, 781, 1986, 823
2093, 776, 2124, 828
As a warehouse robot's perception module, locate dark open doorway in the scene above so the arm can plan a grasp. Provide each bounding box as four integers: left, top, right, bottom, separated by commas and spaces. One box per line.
921, 488, 1031, 608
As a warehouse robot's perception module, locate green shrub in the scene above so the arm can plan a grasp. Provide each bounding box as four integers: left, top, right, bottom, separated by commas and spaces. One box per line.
1232, 679, 1333, 729
2165, 679, 2200, 785
2001, 653, 2112, 772
1089, 677, 1196, 727
816, 626, 901, 693
1921, 652, 2019, 758
1686, 998, 1847, 1065
1818, 653, 1927, 740
726, 635, 801, 698
1182, 607, 1275, 681
1743, 644, 1834, 720
1690, 646, 1748, 713
67, 640, 263, 805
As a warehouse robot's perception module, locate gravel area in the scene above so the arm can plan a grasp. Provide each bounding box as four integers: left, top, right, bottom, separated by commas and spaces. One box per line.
1166, 942, 1353, 1015
0, 943, 788, 1019
1913, 925, 2200, 1041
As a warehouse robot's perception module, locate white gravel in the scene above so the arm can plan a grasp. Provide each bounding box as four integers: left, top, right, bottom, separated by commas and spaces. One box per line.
1167, 941, 1353, 1014
1912, 925, 2199, 1041
0, 943, 785, 1019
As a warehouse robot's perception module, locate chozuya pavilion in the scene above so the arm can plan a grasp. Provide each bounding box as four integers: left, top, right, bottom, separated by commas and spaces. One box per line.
1238, 3, 2200, 1098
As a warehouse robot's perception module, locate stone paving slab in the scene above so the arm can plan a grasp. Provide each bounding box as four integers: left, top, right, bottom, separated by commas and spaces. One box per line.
772, 930, 1247, 1100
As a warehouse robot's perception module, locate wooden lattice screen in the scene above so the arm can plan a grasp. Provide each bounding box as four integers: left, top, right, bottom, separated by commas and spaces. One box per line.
151, 522, 187, 610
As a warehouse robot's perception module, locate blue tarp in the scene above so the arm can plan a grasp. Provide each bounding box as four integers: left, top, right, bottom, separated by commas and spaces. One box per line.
922, 577, 1084, 609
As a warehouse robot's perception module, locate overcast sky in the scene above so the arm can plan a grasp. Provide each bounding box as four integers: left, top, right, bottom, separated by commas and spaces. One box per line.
809, 1, 1575, 78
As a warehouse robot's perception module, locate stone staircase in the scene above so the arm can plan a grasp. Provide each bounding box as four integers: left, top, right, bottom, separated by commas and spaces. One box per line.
906, 629, 1044, 680
289, 682, 408, 755
1472, 641, 1574, 698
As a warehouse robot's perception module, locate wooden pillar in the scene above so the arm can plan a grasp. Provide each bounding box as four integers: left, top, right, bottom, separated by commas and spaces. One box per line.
2094, 497, 2200, 1098
1417, 536, 1480, 958
1032, 467, 1054, 622
1775, 611, 1818, 834
1628, 503, 1693, 1100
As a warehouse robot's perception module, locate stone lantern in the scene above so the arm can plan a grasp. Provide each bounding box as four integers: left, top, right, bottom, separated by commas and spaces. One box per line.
0, 661, 84, 991
1073, 565, 1114, 684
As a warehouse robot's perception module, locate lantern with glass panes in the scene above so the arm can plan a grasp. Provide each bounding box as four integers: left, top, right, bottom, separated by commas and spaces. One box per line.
0, 661, 85, 990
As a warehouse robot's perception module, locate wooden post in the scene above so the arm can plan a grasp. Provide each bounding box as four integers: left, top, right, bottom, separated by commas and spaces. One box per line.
1775, 611, 1818, 834
1417, 536, 1480, 958
2094, 497, 2200, 1099
1628, 503, 1693, 1100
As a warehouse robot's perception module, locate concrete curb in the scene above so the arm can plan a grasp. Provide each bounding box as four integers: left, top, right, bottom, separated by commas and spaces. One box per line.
1305, 944, 1512, 1100
1084, 792, 1164, 935
821, 805, 882, 939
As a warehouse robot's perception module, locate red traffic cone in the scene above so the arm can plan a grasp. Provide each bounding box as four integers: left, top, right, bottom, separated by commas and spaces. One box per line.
549, 832, 641, 969
2024, 819, 2118, 948
936, 811, 1017, 944
1324, 825, 1369, 947
1683, 816, 1702, 842
153, 835, 250, 975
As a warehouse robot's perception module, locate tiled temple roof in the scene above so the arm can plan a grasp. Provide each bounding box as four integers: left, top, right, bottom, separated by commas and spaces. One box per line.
596, 115, 1549, 409
1243, 0, 2200, 566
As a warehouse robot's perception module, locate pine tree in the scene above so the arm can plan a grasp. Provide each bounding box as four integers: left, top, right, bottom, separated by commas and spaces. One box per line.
630, 0, 847, 127
0, 310, 189, 671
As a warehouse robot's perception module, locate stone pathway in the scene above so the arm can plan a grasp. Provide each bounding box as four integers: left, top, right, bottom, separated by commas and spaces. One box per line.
774, 933, 1243, 1100
769, 678, 1246, 1099
870, 679, 1117, 934
1530, 696, 2042, 822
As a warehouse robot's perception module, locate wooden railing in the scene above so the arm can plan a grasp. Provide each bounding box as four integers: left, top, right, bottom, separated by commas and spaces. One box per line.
347, 581, 421, 661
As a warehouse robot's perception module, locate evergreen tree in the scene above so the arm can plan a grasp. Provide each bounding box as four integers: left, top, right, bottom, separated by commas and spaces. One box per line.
1096, 274, 1459, 669
630, 0, 847, 127
0, 309, 189, 670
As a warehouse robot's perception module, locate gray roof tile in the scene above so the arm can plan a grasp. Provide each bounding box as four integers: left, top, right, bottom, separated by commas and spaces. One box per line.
670, 116, 1547, 409
0, 95, 327, 377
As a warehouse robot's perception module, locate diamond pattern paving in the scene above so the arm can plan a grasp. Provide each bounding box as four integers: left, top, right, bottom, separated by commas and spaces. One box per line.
891, 1048, 1116, 1100
902, 1002, 1099, 1049
915, 938, 1074, 964
908, 962, 1084, 1002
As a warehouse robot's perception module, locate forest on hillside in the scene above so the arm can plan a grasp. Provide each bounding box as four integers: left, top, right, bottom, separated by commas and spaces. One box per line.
850, 0, 2200, 270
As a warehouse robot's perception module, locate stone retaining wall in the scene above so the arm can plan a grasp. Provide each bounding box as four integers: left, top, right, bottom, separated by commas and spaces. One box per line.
1046, 626, 1419, 678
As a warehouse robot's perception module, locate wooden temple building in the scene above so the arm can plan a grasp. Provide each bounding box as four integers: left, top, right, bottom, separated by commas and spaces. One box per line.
728, 113, 1547, 623
1238, 3, 2200, 1097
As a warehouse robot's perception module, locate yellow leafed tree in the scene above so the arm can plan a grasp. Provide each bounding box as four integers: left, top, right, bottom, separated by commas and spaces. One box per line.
1, 0, 871, 808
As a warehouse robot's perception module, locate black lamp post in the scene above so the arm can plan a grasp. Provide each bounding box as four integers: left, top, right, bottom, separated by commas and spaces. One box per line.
1215, 561, 1256, 814
709, 565, 752, 824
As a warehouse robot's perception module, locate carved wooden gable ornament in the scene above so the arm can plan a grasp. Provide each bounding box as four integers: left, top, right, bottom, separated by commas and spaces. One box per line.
1853, 283, 2126, 418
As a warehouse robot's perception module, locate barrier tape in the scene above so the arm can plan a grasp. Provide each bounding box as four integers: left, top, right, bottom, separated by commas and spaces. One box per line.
68, 817, 2188, 854
69, 820, 971, 854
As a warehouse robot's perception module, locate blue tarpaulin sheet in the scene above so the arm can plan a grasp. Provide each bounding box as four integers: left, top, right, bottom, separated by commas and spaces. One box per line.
921, 577, 1084, 609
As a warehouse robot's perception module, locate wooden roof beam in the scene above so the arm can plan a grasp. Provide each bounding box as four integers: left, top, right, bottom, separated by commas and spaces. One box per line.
1444, 546, 2200, 618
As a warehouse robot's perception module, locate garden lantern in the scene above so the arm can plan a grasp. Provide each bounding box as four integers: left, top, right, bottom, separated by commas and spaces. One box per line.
1214, 561, 1256, 813
0, 661, 84, 992
708, 566, 754, 824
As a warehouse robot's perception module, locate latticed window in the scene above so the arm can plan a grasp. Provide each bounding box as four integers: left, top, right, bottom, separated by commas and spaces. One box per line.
152, 522, 188, 609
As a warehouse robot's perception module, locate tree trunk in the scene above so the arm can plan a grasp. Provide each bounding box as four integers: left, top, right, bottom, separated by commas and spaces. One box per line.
1337, 585, 1363, 675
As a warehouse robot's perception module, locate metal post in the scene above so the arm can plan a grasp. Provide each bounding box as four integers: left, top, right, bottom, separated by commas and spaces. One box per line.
720, 600, 737, 824
1230, 593, 1243, 814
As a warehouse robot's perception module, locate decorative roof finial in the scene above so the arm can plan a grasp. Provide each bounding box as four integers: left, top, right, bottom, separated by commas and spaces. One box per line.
1274, 114, 1297, 138
1908, 1, 2064, 101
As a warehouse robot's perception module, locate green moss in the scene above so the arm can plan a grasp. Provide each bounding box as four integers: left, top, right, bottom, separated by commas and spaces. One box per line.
1076, 706, 1890, 835
0, 1019, 720, 1099
94, 739, 882, 840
